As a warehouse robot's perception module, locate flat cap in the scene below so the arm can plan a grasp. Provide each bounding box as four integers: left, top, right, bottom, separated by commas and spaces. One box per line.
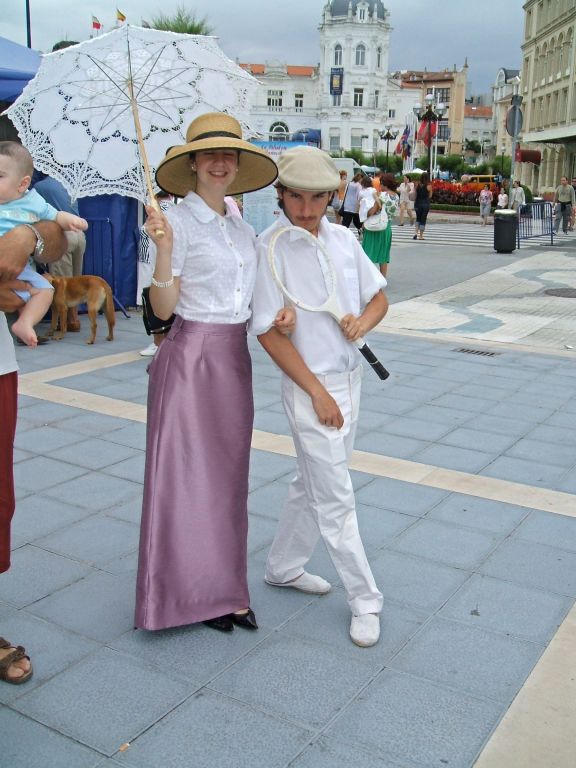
277, 146, 340, 192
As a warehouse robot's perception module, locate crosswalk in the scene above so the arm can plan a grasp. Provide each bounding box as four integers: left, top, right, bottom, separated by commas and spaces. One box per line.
391, 220, 498, 248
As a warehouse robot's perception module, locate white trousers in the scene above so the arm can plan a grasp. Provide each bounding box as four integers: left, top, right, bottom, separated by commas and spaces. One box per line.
265, 366, 383, 616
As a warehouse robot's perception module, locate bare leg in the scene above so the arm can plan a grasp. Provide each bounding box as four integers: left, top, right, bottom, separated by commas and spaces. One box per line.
11, 288, 54, 348
380, 263, 388, 278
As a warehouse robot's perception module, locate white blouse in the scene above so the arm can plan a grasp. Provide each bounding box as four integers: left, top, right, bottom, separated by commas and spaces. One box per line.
167, 192, 257, 323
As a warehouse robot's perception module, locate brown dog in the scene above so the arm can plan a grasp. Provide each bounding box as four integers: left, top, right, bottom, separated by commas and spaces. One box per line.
45, 275, 115, 345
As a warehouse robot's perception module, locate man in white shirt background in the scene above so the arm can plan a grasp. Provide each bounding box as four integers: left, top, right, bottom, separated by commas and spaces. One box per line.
250, 146, 388, 648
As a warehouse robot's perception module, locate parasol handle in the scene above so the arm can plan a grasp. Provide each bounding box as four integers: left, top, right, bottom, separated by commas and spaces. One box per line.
128, 79, 165, 238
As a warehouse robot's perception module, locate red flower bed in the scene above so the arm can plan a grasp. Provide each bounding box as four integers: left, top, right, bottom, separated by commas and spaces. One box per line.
431, 180, 497, 206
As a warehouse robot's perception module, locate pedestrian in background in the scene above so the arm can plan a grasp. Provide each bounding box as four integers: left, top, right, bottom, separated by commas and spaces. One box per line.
331, 169, 347, 225
340, 172, 363, 234
413, 172, 432, 241
509, 180, 525, 212
553, 176, 575, 235
398, 174, 415, 226
478, 184, 493, 225
497, 188, 508, 209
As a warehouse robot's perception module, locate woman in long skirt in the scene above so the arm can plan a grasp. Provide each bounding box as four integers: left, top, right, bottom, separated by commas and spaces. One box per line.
135, 113, 291, 634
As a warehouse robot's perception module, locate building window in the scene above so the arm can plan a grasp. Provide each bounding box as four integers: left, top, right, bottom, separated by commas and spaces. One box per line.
438, 122, 450, 141
334, 44, 342, 66
269, 121, 289, 140
428, 87, 450, 104
354, 88, 364, 107
388, 108, 395, 118
376, 46, 382, 68
358, 7, 366, 21
295, 93, 304, 112
332, 93, 342, 107
329, 129, 341, 152
355, 44, 366, 66
374, 90, 379, 109
267, 90, 283, 110
351, 130, 364, 149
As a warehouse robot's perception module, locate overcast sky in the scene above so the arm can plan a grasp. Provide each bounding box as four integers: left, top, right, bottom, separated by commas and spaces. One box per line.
4, 0, 525, 95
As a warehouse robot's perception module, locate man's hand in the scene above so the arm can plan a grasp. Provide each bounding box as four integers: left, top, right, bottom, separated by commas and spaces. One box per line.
340, 313, 365, 343
0, 222, 66, 279
311, 388, 344, 429
273, 306, 296, 336
0, 281, 27, 313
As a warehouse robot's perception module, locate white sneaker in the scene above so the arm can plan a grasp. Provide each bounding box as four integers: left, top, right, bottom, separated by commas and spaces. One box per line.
265, 571, 331, 595
350, 613, 380, 647
140, 342, 157, 357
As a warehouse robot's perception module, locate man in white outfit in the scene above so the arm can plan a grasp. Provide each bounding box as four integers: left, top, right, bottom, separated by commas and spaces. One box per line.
250, 146, 388, 647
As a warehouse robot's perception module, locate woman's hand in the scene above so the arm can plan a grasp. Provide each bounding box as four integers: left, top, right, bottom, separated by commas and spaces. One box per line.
273, 306, 296, 336
144, 206, 173, 249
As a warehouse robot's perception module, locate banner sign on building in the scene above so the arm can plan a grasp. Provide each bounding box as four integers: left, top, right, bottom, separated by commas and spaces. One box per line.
330, 68, 343, 95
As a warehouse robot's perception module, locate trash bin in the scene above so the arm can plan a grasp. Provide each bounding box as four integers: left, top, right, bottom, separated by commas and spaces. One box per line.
494, 209, 517, 253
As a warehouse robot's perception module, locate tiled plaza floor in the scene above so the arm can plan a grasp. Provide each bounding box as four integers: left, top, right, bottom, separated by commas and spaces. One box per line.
1, 231, 576, 767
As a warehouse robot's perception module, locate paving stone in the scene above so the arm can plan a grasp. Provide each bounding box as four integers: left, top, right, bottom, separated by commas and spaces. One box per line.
389, 616, 544, 703
355, 431, 429, 459
11, 494, 96, 547
414, 443, 494, 473
379, 415, 452, 441
480, 455, 566, 487
440, 573, 573, 643
515, 510, 576, 552
390, 519, 498, 569
428, 494, 528, 535
438, 426, 518, 453
34, 514, 139, 568
356, 477, 449, 516
0, 545, 93, 608
110, 689, 309, 768
29, 570, 136, 642
290, 738, 402, 768
366, 550, 469, 612
14, 647, 194, 756
211, 633, 374, 730
325, 669, 502, 767
0, 709, 103, 768
50, 438, 141, 471
14, 456, 88, 493
504, 437, 576, 467
42, 472, 142, 513
480, 538, 576, 596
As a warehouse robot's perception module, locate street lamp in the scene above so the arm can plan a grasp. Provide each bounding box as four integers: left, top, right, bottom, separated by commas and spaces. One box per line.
500, 144, 506, 176
379, 124, 399, 172
413, 94, 446, 177
360, 134, 369, 163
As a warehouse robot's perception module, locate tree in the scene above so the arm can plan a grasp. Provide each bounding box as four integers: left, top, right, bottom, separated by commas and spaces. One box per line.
150, 5, 212, 34
52, 40, 78, 51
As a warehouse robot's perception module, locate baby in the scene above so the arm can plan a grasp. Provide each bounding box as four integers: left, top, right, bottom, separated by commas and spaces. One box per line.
0, 141, 88, 347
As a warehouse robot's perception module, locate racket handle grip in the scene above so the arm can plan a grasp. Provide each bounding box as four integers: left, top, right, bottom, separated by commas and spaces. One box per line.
357, 340, 390, 380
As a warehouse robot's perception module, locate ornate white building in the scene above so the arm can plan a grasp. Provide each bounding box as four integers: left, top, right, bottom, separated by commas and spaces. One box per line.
241, 1, 419, 159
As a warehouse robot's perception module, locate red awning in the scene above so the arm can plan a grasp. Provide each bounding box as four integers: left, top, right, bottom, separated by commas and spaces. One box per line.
515, 148, 541, 165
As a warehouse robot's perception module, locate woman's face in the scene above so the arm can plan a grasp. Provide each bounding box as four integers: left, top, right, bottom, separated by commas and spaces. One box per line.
193, 149, 239, 192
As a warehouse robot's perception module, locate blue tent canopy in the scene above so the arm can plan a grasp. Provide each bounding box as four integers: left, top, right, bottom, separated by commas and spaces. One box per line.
0, 36, 40, 102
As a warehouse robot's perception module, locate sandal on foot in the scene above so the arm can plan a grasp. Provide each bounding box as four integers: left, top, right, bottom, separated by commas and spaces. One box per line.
0, 637, 33, 685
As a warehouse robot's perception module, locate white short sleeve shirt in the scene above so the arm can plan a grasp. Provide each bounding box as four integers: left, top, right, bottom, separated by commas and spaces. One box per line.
250, 213, 386, 375
166, 192, 257, 323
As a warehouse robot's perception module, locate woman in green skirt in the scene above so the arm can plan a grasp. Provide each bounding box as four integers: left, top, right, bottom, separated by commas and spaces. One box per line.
360, 173, 399, 278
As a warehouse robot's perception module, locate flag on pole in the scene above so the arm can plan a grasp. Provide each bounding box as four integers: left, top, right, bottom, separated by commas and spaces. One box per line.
395, 125, 410, 155
92, 15, 102, 29
116, 9, 126, 22
417, 117, 437, 148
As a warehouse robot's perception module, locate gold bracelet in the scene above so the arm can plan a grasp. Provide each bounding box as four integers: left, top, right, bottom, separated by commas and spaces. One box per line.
151, 276, 174, 288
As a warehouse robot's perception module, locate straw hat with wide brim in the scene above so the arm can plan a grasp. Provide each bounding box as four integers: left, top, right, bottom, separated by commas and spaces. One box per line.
155, 113, 278, 197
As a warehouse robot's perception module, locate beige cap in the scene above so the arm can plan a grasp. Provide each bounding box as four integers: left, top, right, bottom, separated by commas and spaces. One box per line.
277, 146, 340, 192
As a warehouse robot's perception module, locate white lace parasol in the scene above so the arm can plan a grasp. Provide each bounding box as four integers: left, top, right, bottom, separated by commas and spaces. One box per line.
4, 25, 259, 203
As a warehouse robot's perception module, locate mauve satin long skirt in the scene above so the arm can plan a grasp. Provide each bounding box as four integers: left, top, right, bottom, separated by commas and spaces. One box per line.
135, 316, 254, 630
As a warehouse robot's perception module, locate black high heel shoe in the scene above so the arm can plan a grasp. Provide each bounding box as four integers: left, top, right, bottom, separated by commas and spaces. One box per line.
202, 615, 234, 632
230, 608, 258, 630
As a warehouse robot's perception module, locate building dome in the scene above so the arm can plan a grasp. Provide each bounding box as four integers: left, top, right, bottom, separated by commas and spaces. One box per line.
329, 0, 386, 20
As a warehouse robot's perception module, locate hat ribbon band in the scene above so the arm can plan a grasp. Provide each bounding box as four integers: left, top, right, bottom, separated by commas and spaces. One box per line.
193, 131, 241, 141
